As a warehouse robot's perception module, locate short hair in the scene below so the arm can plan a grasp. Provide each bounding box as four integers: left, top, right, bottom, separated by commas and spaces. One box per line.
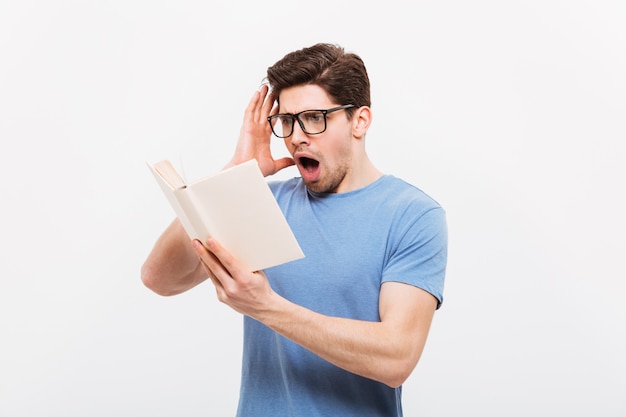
266, 43, 371, 115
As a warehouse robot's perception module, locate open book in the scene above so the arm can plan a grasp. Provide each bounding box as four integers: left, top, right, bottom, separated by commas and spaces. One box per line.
147, 159, 304, 272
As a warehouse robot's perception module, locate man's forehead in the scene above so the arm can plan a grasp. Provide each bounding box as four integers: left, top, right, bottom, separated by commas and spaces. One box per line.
278, 85, 334, 113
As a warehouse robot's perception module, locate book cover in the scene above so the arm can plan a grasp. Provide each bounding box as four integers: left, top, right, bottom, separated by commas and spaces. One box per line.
148, 159, 304, 272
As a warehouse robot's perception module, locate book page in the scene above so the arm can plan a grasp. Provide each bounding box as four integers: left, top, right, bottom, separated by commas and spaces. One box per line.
148, 161, 199, 239
153, 160, 186, 190
148, 159, 304, 272
185, 160, 304, 271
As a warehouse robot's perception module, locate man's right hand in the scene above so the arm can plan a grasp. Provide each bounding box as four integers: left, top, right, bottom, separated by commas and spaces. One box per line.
226, 84, 295, 177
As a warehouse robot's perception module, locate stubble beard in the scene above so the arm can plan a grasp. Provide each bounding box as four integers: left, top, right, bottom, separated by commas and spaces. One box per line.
304, 156, 351, 194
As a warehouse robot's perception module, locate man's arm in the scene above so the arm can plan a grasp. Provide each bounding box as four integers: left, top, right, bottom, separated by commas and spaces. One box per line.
194, 237, 438, 388
141, 219, 209, 296
263, 281, 437, 388
141, 85, 293, 296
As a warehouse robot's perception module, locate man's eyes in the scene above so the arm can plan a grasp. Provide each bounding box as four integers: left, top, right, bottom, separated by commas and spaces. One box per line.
302, 112, 324, 122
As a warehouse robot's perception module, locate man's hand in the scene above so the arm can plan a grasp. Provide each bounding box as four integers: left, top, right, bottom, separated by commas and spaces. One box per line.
192, 237, 437, 388
227, 84, 294, 177
193, 238, 276, 317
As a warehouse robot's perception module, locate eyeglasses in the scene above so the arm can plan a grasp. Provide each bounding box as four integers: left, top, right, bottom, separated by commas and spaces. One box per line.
267, 104, 355, 138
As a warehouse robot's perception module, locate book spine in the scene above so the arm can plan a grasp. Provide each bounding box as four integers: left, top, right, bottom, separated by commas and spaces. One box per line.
173, 188, 213, 245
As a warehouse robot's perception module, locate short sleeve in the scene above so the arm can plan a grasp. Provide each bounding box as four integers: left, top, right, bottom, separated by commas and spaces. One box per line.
382, 206, 448, 309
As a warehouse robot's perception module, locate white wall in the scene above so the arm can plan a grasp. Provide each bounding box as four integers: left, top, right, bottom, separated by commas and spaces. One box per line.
1, 1, 624, 416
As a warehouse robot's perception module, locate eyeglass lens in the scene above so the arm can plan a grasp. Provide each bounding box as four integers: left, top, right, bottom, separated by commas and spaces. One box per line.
272, 111, 326, 138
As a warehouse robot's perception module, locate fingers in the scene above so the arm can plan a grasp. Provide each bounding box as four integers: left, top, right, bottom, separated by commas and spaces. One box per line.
193, 240, 231, 303
193, 238, 272, 316
203, 237, 243, 278
274, 157, 296, 172
200, 256, 221, 289
244, 85, 275, 125
261, 87, 276, 117
244, 89, 261, 120
193, 240, 225, 279
192, 238, 241, 281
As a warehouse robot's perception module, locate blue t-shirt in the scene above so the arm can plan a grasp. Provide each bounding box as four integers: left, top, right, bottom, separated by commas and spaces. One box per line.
236, 175, 447, 417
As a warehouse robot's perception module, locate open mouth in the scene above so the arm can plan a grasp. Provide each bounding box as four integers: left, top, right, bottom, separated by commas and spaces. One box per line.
298, 156, 320, 173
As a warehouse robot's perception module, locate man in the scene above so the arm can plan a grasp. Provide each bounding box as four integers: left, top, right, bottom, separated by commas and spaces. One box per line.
142, 43, 447, 417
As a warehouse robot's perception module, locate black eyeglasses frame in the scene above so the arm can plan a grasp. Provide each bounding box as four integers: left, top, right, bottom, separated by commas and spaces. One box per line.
267, 104, 356, 138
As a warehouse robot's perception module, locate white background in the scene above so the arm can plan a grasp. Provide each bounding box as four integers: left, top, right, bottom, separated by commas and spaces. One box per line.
1, 1, 625, 416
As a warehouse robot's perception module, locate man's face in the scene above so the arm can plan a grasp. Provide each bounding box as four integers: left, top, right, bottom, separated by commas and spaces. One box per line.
278, 84, 355, 194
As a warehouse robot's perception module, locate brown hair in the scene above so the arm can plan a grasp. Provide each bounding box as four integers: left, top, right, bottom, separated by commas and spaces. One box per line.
266, 43, 371, 116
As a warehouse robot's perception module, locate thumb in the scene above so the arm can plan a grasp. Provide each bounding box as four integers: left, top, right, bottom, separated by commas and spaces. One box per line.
274, 157, 296, 173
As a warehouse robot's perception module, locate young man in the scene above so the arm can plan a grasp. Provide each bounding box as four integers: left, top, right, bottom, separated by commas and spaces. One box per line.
142, 43, 447, 417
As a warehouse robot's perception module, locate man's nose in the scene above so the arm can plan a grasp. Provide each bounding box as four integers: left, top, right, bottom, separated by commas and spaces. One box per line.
289, 121, 310, 145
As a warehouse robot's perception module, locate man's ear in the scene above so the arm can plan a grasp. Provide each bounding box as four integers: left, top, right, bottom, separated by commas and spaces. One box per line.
352, 106, 372, 139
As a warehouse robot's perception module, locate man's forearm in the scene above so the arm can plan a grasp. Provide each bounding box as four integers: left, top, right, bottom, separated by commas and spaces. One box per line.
141, 219, 208, 296
255, 284, 437, 388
